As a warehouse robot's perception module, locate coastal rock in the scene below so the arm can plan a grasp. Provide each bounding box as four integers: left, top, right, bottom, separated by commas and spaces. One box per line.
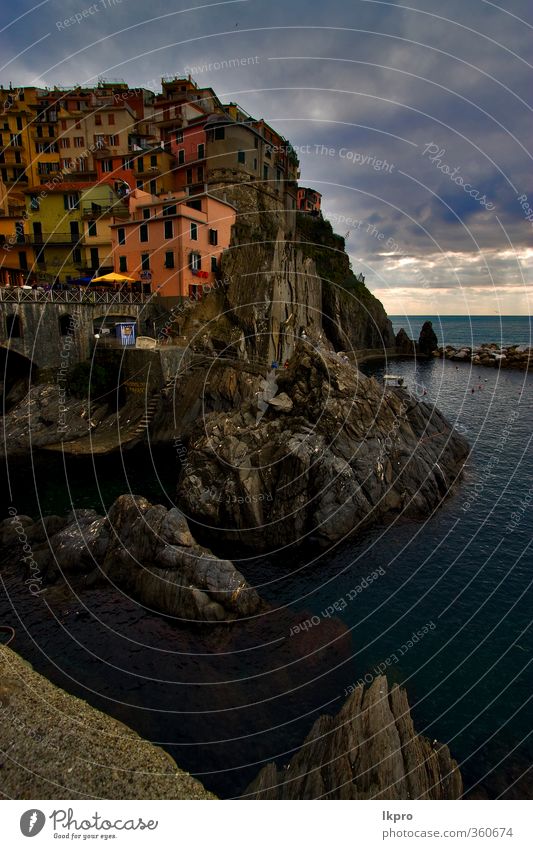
395, 327, 416, 355
0, 645, 216, 799
245, 675, 462, 799
0, 495, 260, 621
418, 320, 439, 355
178, 343, 469, 550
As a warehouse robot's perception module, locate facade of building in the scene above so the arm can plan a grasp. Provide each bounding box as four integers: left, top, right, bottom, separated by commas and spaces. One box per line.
110, 189, 236, 303
297, 186, 322, 214
0, 75, 308, 291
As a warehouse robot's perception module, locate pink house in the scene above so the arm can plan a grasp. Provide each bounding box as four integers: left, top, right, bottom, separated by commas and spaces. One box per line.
110, 189, 236, 303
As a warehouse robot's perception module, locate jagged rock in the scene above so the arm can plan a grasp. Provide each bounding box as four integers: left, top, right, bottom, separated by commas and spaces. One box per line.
395, 327, 416, 355
0, 495, 261, 621
268, 392, 293, 412
246, 676, 462, 799
418, 320, 439, 355
178, 344, 469, 550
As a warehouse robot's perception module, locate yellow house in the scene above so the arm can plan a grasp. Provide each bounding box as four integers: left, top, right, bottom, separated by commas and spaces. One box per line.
24, 179, 127, 282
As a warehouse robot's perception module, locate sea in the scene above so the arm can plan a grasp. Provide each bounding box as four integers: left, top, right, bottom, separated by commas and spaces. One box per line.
389, 315, 532, 348
1, 315, 532, 799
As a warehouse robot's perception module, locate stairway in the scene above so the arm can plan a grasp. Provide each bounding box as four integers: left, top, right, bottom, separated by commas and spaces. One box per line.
131, 395, 160, 438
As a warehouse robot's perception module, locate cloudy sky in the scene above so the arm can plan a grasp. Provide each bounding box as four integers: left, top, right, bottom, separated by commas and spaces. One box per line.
2, 0, 531, 314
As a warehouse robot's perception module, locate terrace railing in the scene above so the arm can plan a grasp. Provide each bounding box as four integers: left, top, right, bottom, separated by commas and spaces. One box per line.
0, 287, 151, 304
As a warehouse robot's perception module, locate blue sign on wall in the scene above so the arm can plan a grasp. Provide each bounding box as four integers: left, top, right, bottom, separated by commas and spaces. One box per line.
115, 322, 137, 346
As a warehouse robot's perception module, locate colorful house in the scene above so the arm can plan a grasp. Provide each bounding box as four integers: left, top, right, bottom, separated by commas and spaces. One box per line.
23, 180, 127, 283
110, 189, 236, 305
297, 186, 322, 214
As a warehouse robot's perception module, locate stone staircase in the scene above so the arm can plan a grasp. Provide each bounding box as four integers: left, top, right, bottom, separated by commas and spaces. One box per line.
131, 395, 160, 438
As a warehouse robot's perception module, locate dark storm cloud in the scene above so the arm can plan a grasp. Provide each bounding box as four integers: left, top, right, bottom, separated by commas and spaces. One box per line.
1, 0, 531, 310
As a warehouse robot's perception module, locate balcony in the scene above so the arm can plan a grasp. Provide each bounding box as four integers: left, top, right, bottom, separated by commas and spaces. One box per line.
135, 166, 161, 177
80, 203, 128, 218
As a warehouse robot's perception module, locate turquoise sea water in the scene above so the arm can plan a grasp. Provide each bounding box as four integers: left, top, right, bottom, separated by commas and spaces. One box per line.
389, 315, 532, 348
1, 351, 532, 799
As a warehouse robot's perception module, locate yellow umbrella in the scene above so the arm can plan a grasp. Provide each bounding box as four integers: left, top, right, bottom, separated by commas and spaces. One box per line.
91, 272, 136, 283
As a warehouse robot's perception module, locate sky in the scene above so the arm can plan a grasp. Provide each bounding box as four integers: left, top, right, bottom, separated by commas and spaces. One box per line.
1, 0, 532, 315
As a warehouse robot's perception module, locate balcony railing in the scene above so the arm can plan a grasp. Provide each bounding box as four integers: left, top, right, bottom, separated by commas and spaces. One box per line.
0, 287, 151, 304
31, 232, 80, 244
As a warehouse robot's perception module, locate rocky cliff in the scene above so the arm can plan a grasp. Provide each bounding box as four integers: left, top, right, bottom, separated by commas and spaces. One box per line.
178, 343, 469, 550
246, 675, 462, 799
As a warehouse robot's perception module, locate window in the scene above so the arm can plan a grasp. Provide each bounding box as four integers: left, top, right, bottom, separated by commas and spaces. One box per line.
214, 127, 225, 140
163, 204, 176, 216
117, 227, 126, 245
108, 113, 115, 125
189, 252, 201, 270
29, 195, 39, 210
119, 256, 127, 272
137, 157, 144, 172
90, 247, 99, 269
197, 143, 204, 159
102, 159, 112, 172
141, 252, 150, 271
64, 193, 78, 210
197, 166, 204, 183
265, 146, 272, 159
142, 208, 151, 220
175, 130, 183, 143
124, 158, 133, 170
188, 283, 201, 300
109, 134, 119, 146
208, 228, 218, 246
61, 119, 67, 130
254, 136, 259, 148
237, 150, 245, 164
186, 168, 193, 184
136, 180, 143, 189
72, 247, 82, 264
149, 180, 156, 194
150, 154, 157, 167
88, 220, 97, 237
263, 164, 269, 181
94, 134, 105, 147
19, 251, 28, 271
164, 220, 173, 239
74, 137, 84, 147
178, 149, 185, 165
6, 314, 22, 338
164, 251, 174, 268
253, 158, 257, 170
95, 114, 102, 126
36, 143, 48, 154
190, 222, 198, 240
139, 223, 148, 242
211, 256, 218, 272
60, 138, 69, 148
36, 248, 45, 265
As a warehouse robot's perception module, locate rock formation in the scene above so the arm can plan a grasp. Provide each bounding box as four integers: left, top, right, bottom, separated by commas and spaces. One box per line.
0, 495, 260, 621
395, 327, 416, 355
436, 343, 532, 370
178, 343, 469, 550
0, 645, 216, 799
418, 320, 439, 355
245, 675, 463, 799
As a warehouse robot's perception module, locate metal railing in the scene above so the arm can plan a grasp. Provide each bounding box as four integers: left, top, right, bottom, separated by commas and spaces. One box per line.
0, 287, 151, 304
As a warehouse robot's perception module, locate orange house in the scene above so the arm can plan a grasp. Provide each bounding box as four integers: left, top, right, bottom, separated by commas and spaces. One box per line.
110, 189, 236, 304
298, 186, 322, 213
